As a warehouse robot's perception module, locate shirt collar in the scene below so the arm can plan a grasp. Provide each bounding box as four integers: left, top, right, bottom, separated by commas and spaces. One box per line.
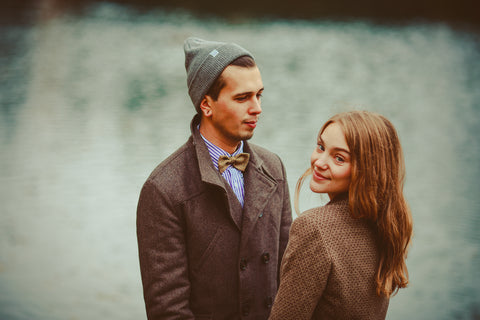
198, 126, 244, 171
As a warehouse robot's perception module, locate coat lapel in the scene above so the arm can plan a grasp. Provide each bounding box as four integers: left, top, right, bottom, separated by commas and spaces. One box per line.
240, 143, 278, 250
190, 115, 243, 230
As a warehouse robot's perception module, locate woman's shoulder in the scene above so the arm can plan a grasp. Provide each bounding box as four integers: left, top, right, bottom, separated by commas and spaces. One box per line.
298, 196, 350, 224
287, 200, 350, 261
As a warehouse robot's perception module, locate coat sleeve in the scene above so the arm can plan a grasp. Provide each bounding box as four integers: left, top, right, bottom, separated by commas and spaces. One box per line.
269, 214, 331, 320
136, 179, 194, 320
277, 160, 293, 284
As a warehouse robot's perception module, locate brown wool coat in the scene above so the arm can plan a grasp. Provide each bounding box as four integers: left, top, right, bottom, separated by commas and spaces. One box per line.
137, 115, 292, 320
269, 194, 389, 320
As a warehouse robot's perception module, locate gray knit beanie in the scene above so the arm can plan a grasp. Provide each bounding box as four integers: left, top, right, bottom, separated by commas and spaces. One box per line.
184, 37, 254, 112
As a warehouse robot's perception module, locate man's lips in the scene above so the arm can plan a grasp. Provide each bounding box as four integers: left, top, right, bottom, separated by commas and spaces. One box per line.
244, 120, 257, 128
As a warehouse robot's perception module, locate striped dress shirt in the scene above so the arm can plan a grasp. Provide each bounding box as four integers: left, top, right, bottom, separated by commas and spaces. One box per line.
200, 133, 246, 207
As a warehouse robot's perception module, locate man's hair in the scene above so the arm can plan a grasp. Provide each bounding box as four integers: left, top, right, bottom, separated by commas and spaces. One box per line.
205, 55, 256, 101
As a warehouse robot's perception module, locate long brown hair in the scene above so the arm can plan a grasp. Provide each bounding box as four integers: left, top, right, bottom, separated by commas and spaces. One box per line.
295, 110, 413, 298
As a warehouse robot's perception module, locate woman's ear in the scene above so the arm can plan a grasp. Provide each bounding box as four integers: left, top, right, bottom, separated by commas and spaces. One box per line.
199, 96, 213, 117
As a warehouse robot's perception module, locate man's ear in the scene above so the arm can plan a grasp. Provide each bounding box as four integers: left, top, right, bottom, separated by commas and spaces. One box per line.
199, 96, 213, 117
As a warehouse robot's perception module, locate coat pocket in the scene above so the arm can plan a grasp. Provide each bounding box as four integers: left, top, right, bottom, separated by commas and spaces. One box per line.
192, 227, 221, 273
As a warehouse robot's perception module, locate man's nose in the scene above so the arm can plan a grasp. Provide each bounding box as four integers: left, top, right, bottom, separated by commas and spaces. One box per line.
249, 97, 262, 114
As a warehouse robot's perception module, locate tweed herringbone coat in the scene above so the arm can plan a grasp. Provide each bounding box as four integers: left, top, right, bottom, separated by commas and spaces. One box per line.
137, 115, 292, 320
269, 194, 389, 320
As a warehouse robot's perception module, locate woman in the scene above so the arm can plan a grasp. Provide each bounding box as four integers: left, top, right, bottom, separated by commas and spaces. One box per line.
269, 111, 413, 320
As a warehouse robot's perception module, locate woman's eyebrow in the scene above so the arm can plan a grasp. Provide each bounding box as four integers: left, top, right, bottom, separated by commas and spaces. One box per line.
318, 137, 350, 154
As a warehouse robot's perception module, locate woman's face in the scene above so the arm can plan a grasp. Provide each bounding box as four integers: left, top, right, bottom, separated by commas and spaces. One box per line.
310, 122, 352, 200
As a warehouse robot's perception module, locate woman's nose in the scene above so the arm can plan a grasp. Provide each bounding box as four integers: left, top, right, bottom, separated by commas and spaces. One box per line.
313, 153, 328, 169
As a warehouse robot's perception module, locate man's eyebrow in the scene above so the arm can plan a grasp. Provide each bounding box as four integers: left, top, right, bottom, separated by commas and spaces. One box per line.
233, 87, 264, 97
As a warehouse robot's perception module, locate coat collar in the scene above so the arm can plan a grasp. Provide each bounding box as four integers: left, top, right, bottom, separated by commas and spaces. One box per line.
190, 114, 279, 237
190, 114, 275, 188
190, 114, 224, 188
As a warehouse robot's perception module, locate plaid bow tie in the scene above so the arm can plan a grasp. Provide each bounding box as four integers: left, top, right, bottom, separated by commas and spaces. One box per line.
218, 153, 250, 173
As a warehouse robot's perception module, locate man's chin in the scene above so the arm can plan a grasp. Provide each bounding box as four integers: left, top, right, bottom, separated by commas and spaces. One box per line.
228, 131, 254, 143
241, 132, 254, 141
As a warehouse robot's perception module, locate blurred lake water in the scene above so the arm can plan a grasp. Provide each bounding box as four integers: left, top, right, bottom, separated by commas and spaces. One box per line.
0, 3, 479, 319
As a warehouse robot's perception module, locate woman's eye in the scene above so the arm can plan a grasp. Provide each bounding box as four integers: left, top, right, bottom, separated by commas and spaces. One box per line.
317, 144, 325, 151
335, 155, 345, 163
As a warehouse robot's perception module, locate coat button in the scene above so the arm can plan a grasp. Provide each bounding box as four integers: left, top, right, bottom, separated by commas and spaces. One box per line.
261, 252, 270, 264
265, 296, 273, 308
242, 304, 250, 316
240, 258, 248, 270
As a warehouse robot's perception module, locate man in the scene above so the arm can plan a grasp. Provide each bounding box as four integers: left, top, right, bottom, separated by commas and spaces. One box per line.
137, 37, 292, 320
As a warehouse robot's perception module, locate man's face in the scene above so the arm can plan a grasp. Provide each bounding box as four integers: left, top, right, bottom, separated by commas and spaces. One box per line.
203, 65, 263, 150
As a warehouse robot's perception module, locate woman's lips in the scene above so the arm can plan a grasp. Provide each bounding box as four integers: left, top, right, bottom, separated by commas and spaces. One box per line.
312, 170, 329, 181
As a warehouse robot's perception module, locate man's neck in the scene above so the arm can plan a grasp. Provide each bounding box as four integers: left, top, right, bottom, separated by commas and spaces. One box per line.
199, 121, 240, 154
